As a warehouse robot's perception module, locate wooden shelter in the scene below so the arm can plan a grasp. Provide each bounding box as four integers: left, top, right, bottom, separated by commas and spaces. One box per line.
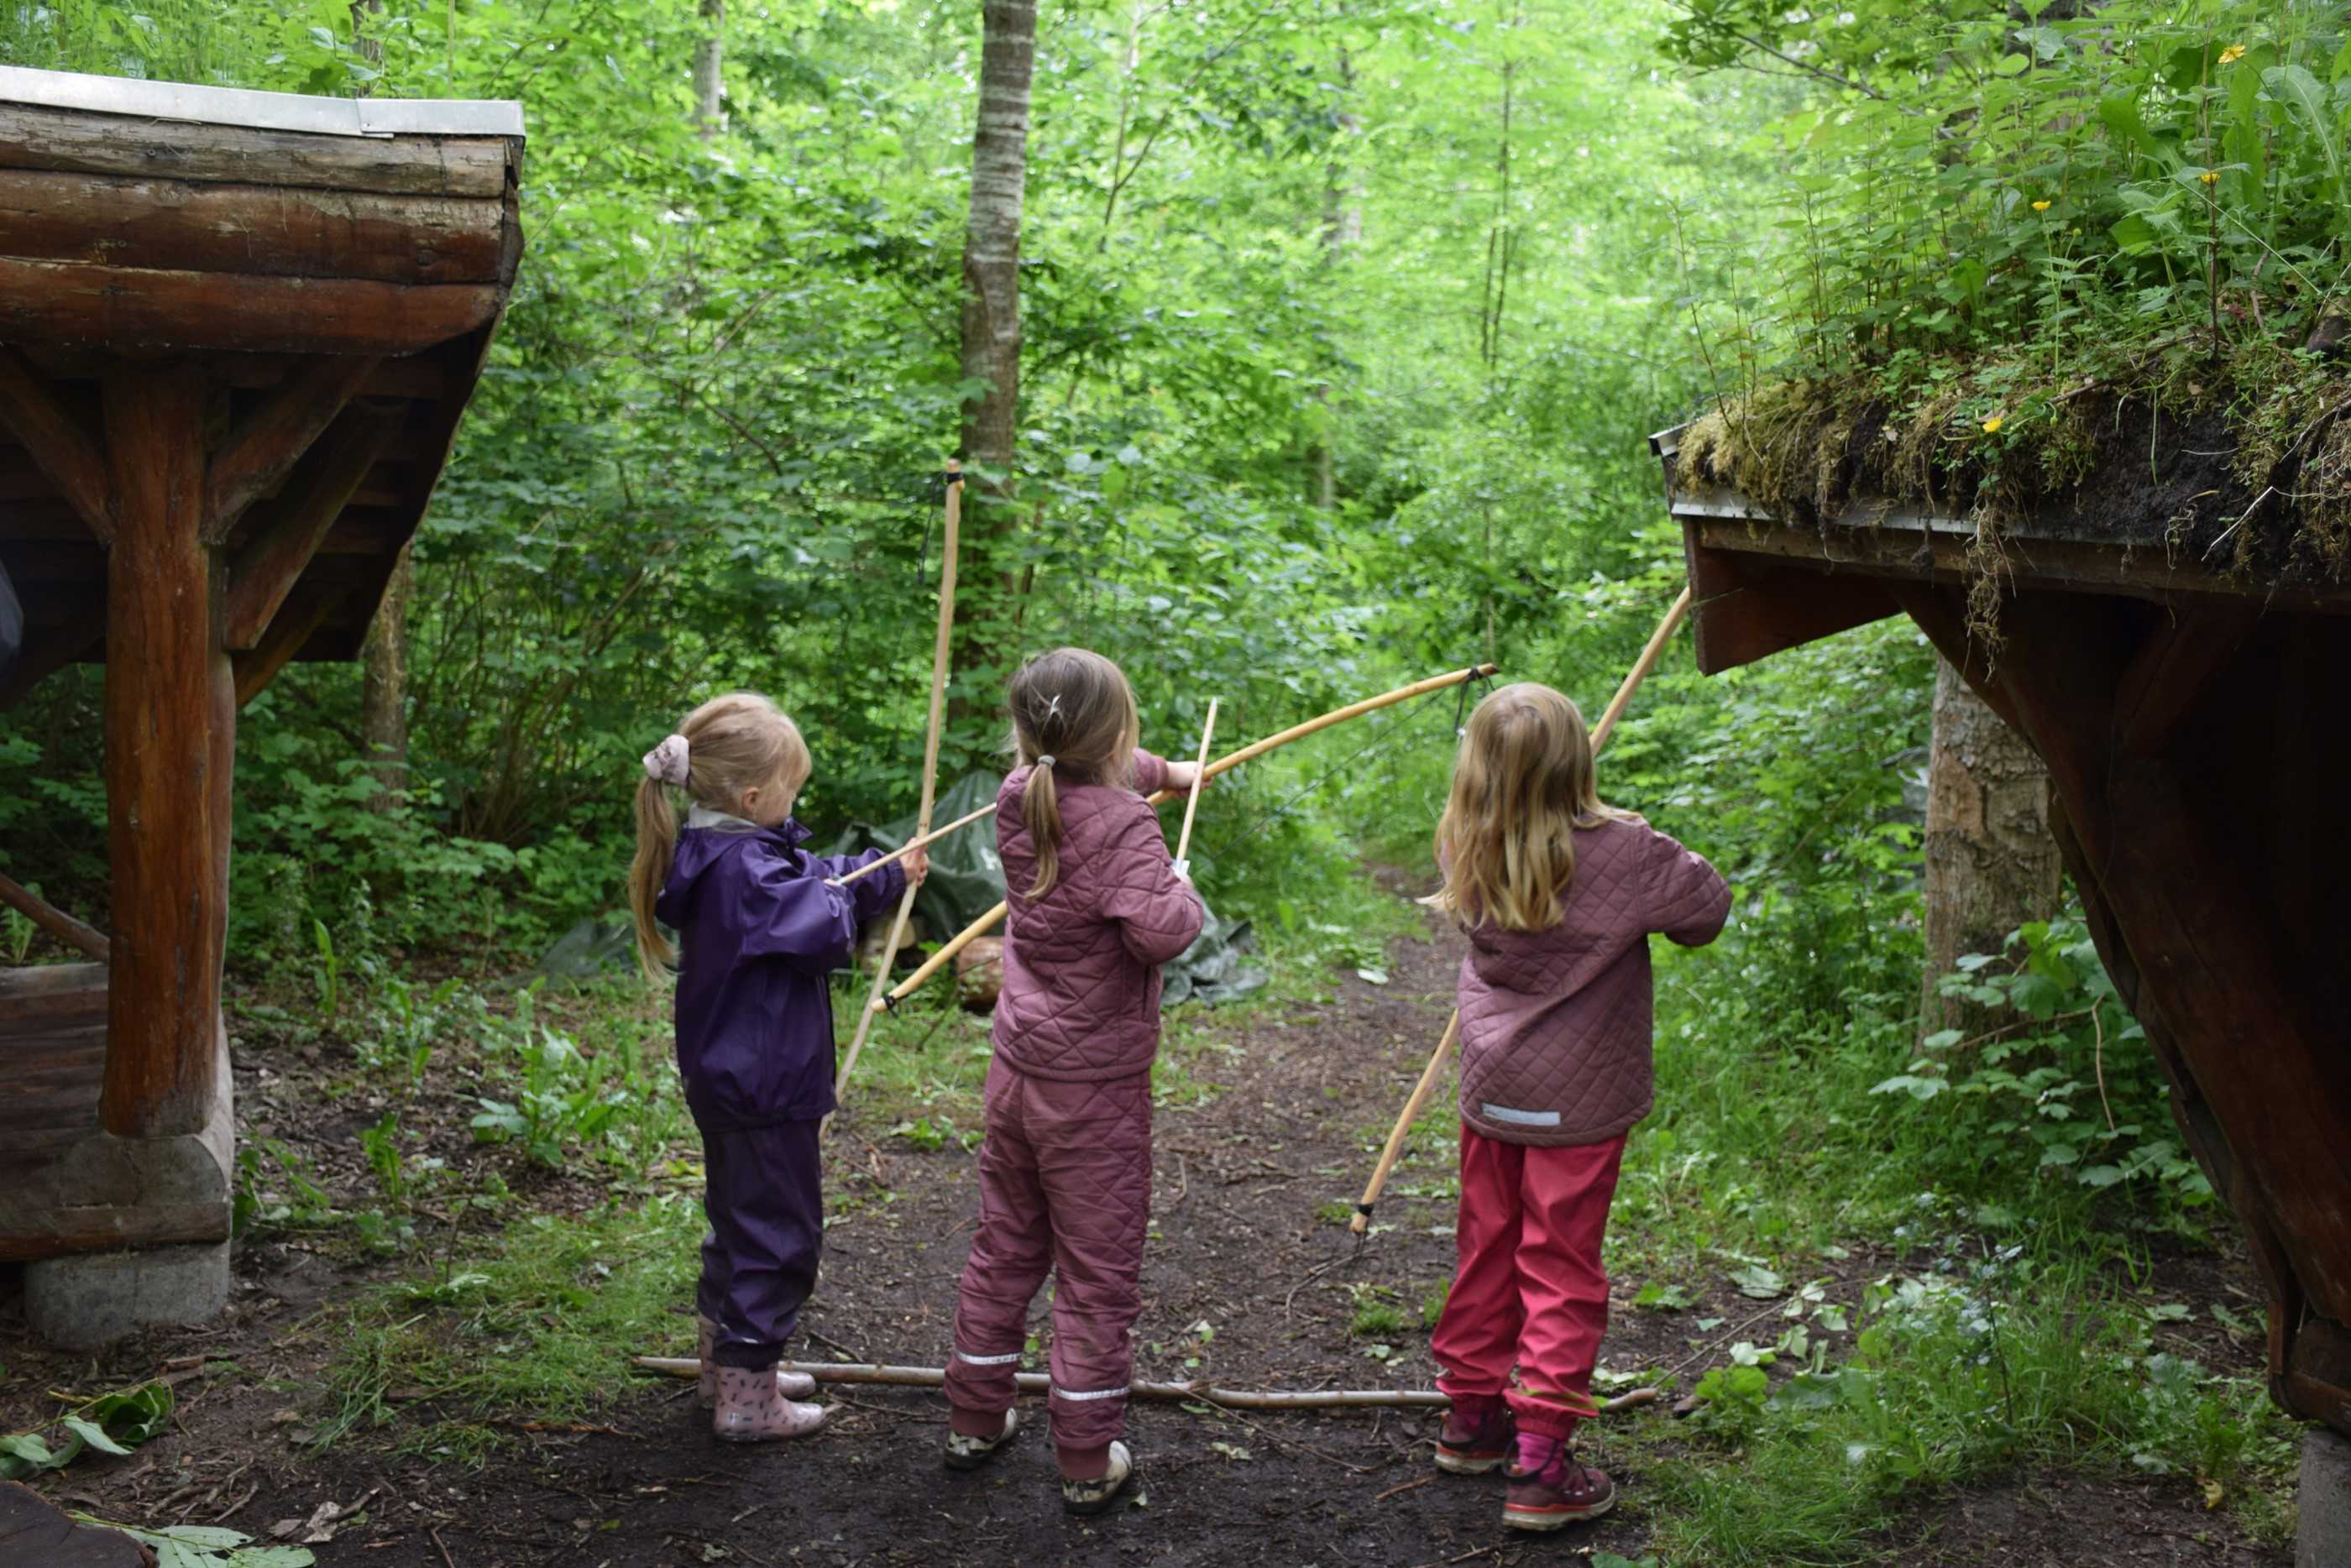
0, 66, 521, 1325
1652, 422, 2351, 1439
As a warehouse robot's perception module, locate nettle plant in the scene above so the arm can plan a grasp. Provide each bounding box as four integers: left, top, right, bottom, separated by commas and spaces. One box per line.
1873, 918, 2212, 1204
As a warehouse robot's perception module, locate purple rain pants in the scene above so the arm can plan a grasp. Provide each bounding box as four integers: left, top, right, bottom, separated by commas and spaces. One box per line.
943, 1058, 1152, 1471
694, 1118, 823, 1370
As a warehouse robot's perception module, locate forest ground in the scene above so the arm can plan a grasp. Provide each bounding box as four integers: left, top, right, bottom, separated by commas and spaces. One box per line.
0, 875, 2294, 1567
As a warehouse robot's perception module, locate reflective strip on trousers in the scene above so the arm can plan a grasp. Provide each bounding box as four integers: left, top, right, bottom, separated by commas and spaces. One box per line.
1052, 1384, 1130, 1402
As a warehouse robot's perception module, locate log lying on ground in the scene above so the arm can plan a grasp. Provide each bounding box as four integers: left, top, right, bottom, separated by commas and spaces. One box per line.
632, 1356, 1659, 1415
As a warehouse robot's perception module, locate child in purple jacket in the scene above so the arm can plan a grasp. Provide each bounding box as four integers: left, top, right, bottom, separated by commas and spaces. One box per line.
940, 648, 1204, 1514
629, 692, 925, 1442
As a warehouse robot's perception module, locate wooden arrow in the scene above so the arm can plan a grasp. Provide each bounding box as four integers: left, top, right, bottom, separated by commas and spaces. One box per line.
1349, 584, 1693, 1236
826, 798, 997, 891
1172, 698, 1218, 865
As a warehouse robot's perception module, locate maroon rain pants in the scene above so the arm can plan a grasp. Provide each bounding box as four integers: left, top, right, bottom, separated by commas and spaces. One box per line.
944, 1057, 1151, 1476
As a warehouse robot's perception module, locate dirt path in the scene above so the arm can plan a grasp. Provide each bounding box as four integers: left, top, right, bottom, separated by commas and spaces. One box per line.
0, 889, 2290, 1566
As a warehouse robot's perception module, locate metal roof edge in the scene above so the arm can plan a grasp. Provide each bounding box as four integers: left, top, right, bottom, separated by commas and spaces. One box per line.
1649, 423, 1688, 457
0, 65, 523, 141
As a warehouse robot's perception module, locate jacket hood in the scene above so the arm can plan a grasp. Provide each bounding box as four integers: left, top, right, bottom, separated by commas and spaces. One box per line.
657, 814, 812, 926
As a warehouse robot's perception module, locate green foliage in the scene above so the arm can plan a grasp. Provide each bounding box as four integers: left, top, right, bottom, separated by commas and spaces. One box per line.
0, 1382, 174, 1480
1665, 0, 2346, 368
1875, 918, 2214, 1210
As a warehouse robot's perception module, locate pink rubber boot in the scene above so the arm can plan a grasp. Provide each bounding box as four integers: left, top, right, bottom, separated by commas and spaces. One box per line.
712, 1365, 826, 1442
698, 1315, 815, 1407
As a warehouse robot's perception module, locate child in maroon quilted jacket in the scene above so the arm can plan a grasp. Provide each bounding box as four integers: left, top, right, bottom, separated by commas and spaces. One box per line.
1424, 682, 1729, 1530
629, 693, 925, 1444
940, 648, 1205, 1514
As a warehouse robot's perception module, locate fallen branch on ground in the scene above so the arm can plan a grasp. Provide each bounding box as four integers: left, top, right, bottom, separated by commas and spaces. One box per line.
632, 1356, 1658, 1415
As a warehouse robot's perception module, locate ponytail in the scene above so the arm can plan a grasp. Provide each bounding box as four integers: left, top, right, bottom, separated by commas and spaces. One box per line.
1021, 763, 1065, 902
629, 776, 680, 980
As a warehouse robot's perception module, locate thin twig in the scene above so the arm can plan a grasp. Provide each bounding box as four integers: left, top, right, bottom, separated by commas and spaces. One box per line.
432, 1527, 457, 1568
1374, 1475, 1434, 1503
2092, 1000, 2116, 1134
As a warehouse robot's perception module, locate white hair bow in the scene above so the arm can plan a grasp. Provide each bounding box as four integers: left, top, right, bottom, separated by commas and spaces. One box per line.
643, 733, 691, 787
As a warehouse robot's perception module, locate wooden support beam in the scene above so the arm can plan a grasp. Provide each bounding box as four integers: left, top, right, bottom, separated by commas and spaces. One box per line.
1686, 514, 2351, 617
2111, 606, 2258, 757
0, 168, 516, 285
232, 590, 338, 707
1680, 521, 1900, 674
204, 354, 383, 541
0, 872, 107, 962
0, 344, 108, 541
222, 404, 392, 648
99, 361, 229, 1140
0, 256, 508, 357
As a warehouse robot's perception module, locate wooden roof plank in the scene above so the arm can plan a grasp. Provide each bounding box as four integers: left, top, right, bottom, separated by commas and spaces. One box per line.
0, 99, 516, 199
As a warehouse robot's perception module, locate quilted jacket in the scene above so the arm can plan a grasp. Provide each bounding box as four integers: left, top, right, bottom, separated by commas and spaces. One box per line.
1454, 817, 1729, 1147
656, 809, 905, 1128
993, 749, 1206, 1082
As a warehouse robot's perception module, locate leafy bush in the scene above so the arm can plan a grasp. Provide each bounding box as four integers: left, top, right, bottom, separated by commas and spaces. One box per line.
1873, 918, 2213, 1210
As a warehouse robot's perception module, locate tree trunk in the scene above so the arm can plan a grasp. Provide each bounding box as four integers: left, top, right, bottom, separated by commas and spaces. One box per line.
1308, 50, 1359, 510
347, 0, 410, 816
1921, 656, 2062, 1041
951, 0, 1038, 719
693, 0, 725, 137
360, 544, 412, 811
348, 1, 384, 73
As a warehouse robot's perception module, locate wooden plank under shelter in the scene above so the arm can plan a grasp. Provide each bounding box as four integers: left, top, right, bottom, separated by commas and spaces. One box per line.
1650, 423, 2351, 1440
0, 66, 523, 1295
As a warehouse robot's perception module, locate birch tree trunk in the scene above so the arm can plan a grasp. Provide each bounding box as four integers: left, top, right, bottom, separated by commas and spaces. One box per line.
693, 0, 725, 137
952, 0, 1038, 711
1920, 656, 2062, 1042
1309, 50, 1359, 510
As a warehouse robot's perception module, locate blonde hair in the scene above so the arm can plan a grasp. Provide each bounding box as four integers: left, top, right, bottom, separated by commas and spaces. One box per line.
1424, 682, 1637, 933
1006, 648, 1140, 902
628, 692, 814, 979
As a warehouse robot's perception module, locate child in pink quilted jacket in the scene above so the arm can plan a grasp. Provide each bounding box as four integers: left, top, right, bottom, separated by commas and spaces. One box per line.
940, 647, 1205, 1515
1425, 682, 1728, 1531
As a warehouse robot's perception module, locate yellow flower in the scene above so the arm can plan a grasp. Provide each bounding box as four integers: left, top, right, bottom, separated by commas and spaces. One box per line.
2217, 44, 2247, 65
2032, 199, 2051, 212
2200, 169, 2221, 185
1982, 416, 2004, 435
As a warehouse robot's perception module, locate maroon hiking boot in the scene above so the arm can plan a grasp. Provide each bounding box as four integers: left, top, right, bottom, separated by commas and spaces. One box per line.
1502, 1433, 1615, 1530
1434, 1397, 1514, 1475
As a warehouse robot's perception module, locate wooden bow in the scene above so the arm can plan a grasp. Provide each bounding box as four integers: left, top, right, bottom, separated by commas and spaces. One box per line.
833, 462, 962, 1103
868, 663, 1502, 1017
1348, 585, 1693, 1236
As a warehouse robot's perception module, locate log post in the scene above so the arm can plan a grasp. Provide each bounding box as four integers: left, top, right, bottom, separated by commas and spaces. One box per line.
99, 361, 229, 1140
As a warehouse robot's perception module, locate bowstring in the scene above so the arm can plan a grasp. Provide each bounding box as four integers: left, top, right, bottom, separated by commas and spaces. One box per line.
1198, 674, 1478, 864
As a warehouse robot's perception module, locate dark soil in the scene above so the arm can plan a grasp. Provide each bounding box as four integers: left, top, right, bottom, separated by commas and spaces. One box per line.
0, 886, 2291, 1567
